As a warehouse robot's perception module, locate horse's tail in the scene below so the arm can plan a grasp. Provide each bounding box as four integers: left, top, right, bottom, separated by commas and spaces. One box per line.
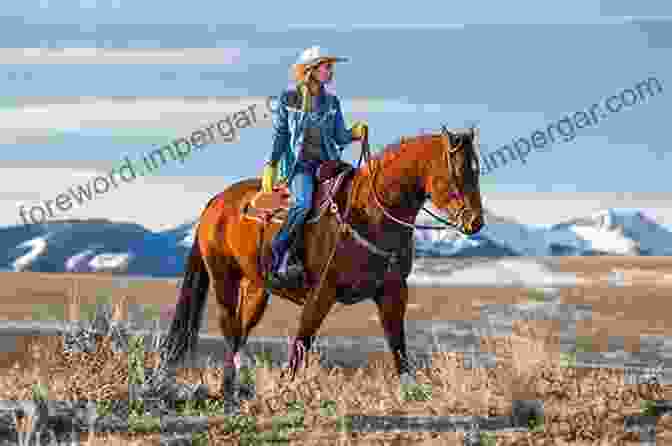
159, 227, 210, 368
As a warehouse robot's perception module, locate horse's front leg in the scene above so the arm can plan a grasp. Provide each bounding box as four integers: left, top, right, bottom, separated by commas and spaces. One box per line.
286, 281, 338, 380
373, 277, 416, 385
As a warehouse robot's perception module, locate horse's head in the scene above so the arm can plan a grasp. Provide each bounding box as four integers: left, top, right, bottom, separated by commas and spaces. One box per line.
422, 125, 484, 235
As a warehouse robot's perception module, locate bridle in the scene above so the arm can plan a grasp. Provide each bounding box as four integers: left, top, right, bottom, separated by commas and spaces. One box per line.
359, 125, 477, 233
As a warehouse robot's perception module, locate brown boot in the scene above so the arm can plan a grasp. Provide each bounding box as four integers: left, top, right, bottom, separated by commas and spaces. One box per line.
266, 248, 305, 289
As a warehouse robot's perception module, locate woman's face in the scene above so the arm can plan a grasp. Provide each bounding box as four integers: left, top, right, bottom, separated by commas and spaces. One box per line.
315, 62, 333, 83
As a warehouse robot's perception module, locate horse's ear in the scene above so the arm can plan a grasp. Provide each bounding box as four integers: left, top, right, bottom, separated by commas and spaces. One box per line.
441, 125, 453, 138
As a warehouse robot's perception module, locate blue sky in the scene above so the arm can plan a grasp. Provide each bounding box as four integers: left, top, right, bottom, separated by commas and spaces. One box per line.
1, 0, 671, 229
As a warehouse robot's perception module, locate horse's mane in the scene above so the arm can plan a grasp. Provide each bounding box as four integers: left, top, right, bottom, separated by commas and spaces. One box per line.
358, 134, 438, 176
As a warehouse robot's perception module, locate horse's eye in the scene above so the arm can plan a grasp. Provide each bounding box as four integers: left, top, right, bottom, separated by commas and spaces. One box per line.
452, 135, 462, 146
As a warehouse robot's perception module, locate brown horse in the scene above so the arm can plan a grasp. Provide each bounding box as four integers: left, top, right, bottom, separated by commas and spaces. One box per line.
157, 126, 484, 404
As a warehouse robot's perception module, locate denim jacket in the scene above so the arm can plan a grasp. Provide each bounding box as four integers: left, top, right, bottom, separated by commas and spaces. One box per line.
268, 85, 354, 183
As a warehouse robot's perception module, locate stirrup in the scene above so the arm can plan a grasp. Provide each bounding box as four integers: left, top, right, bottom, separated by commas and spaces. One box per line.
266, 254, 305, 288
286, 260, 305, 278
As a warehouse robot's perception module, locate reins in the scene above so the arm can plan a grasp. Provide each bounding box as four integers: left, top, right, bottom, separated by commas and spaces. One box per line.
261, 127, 472, 300
319, 128, 469, 271
361, 128, 465, 232
302, 128, 469, 318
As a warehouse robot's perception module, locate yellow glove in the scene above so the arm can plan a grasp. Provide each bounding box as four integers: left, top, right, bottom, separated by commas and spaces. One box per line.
262, 163, 278, 193
351, 121, 368, 140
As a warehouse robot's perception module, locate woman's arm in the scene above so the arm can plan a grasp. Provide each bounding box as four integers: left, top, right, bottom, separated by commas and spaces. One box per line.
331, 96, 354, 148
268, 92, 291, 165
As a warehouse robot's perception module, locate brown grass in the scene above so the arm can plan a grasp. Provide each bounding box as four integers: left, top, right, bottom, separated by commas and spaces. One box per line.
1, 269, 671, 444
1, 307, 668, 444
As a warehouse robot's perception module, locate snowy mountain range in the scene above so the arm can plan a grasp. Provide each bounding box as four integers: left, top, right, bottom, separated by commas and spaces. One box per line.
1, 208, 670, 277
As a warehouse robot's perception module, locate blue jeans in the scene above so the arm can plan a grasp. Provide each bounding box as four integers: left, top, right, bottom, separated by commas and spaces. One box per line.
271, 162, 316, 273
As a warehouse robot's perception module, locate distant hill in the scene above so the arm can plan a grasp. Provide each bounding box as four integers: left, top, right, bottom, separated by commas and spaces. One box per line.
1, 208, 668, 276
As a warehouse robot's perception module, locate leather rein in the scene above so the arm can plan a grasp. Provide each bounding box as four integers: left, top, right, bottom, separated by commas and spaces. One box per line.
318, 128, 471, 271
257, 127, 473, 279
360, 127, 467, 232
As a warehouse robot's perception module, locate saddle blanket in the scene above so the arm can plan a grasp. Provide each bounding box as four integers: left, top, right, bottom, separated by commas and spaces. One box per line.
242, 186, 292, 224
241, 160, 355, 225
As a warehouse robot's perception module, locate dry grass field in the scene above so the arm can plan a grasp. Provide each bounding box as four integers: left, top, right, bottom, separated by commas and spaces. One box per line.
0, 257, 671, 444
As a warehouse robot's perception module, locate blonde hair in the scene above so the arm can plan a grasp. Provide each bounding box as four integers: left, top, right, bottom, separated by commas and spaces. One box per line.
292, 61, 333, 83
290, 61, 333, 111
292, 63, 310, 83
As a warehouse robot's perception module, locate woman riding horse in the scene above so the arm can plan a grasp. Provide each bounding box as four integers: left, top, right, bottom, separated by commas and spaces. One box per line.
262, 46, 368, 289
152, 46, 484, 409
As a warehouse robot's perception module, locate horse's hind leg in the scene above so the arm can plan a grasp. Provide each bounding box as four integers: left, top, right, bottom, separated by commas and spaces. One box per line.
237, 279, 271, 396
373, 278, 416, 386
204, 255, 244, 402
239, 278, 271, 347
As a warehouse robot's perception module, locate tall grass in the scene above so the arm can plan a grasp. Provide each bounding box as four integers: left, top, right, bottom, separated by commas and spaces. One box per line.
2, 281, 667, 444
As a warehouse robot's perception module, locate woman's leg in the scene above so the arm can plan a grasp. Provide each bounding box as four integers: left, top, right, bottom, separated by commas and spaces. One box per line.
271, 167, 315, 276
290, 166, 315, 245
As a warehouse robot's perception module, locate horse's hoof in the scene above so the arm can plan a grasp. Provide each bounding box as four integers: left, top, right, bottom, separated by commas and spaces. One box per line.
241, 385, 256, 400
399, 373, 417, 387
222, 399, 241, 416
285, 337, 307, 381
220, 372, 241, 401
193, 384, 210, 400
219, 383, 239, 399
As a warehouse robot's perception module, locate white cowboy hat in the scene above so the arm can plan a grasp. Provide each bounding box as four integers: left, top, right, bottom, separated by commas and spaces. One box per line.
295, 46, 348, 67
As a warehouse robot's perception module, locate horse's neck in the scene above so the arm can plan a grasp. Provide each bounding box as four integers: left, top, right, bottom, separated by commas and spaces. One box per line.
352, 145, 425, 225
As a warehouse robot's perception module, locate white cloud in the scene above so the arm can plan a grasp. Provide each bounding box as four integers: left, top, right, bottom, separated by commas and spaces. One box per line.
342, 98, 423, 113
0, 97, 275, 143
0, 96, 269, 127
0, 97, 452, 143
4, 168, 672, 233
482, 193, 672, 227
1, 168, 233, 231
287, 23, 466, 30
0, 48, 242, 65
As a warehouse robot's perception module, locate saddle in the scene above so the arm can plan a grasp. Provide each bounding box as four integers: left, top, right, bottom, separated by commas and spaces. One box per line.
242, 160, 355, 225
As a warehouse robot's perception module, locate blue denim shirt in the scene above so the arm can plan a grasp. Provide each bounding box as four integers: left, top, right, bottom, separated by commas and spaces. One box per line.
268, 85, 354, 183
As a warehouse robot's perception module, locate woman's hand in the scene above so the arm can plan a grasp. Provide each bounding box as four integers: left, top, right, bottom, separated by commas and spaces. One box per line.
351, 121, 368, 140
262, 162, 278, 193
